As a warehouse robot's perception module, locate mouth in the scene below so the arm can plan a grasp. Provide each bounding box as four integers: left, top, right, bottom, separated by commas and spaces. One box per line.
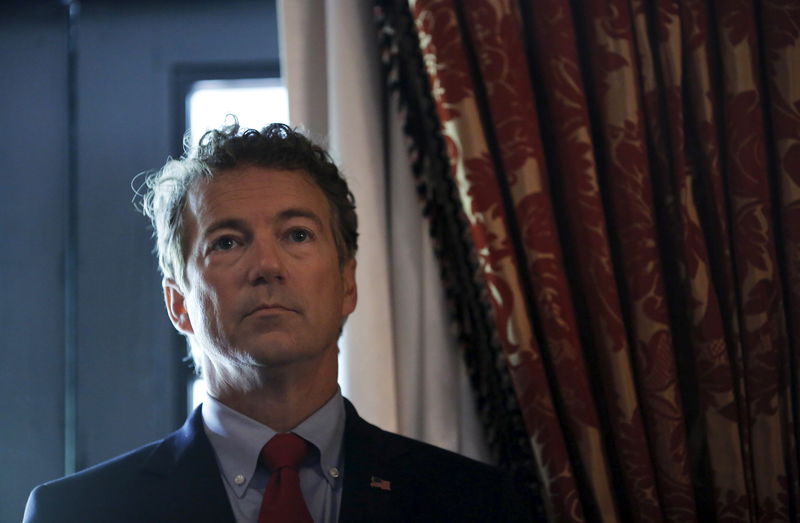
245, 304, 296, 318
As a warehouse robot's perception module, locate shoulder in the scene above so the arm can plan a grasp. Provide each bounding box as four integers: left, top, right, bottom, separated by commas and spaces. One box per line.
344, 401, 501, 480
24, 441, 162, 523
343, 402, 534, 521
24, 408, 218, 523
357, 423, 512, 497
374, 426, 499, 476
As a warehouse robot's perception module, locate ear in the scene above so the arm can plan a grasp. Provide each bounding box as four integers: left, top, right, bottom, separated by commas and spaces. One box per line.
163, 278, 194, 335
341, 257, 357, 317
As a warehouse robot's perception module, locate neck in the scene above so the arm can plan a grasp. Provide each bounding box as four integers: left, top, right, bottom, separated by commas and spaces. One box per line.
203, 348, 339, 432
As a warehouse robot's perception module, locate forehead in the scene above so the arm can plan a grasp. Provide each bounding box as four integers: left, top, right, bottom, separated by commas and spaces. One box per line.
185, 166, 331, 226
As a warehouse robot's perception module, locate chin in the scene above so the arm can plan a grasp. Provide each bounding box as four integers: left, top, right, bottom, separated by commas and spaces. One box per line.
241, 343, 322, 368
209, 331, 334, 369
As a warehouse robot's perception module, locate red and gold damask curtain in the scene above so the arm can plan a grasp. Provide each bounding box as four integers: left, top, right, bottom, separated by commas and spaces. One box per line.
376, 0, 800, 521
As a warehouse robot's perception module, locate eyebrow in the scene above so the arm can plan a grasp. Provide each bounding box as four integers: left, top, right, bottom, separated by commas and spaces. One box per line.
201, 208, 325, 238
276, 208, 324, 230
202, 218, 248, 239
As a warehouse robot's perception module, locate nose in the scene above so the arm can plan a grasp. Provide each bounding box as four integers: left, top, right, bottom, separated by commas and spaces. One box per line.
245, 236, 285, 285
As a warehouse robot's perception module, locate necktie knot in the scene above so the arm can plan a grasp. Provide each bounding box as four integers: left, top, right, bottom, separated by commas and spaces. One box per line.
260, 433, 308, 472
257, 432, 312, 523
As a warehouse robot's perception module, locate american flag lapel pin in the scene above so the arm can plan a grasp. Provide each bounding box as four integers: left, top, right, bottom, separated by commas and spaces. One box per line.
370, 476, 391, 491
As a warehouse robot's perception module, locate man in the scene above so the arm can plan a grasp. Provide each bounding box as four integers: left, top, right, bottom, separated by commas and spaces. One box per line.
24, 123, 531, 522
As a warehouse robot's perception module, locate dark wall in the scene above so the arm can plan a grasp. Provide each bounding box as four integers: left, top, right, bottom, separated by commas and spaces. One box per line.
0, 10, 69, 523
0, 2, 278, 521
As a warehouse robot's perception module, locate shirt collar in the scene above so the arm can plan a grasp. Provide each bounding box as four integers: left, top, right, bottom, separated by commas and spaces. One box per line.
291, 389, 346, 487
202, 389, 345, 497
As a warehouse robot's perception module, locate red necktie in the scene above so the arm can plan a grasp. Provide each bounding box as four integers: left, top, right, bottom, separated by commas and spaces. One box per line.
258, 433, 313, 523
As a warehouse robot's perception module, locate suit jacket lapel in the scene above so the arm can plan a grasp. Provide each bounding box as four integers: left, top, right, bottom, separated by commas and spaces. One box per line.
338, 400, 407, 522
141, 407, 235, 523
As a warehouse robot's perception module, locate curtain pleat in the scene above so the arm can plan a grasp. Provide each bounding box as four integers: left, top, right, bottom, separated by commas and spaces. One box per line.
635, 1, 761, 519
410, 1, 585, 519
458, 2, 622, 519
762, 0, 800, 511
526, 0, 661, 521
580, 2, 699, 518
715, 2, 793, 521
522, 1, 664, 520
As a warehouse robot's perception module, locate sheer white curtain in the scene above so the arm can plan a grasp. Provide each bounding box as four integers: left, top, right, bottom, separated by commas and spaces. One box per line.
278, 0, 490, 462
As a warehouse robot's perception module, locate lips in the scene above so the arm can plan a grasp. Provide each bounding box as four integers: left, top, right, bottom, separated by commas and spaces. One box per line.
245, 303, 296, 318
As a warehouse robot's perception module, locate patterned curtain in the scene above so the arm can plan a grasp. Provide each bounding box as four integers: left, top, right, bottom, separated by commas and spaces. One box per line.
375, 0, 800, 521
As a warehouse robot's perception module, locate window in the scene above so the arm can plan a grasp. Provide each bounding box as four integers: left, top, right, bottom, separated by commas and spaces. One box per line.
186, 78, 289, 148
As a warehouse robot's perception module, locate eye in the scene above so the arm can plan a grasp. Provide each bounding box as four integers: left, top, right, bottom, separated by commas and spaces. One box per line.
211, 236, 237, 251
287, 228, 312, 243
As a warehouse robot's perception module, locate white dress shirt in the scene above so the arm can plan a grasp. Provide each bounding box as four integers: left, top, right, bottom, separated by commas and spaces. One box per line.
202, 390, 346, 523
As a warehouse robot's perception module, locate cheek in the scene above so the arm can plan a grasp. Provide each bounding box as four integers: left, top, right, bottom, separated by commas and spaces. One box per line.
187, 282, 222, 326
184, 293, 208, 332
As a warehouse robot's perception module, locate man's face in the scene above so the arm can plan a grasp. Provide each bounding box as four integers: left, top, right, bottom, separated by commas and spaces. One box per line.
165, 166, 357, 372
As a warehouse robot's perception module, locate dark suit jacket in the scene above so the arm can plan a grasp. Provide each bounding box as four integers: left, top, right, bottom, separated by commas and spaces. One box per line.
24, 400, 533, 522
